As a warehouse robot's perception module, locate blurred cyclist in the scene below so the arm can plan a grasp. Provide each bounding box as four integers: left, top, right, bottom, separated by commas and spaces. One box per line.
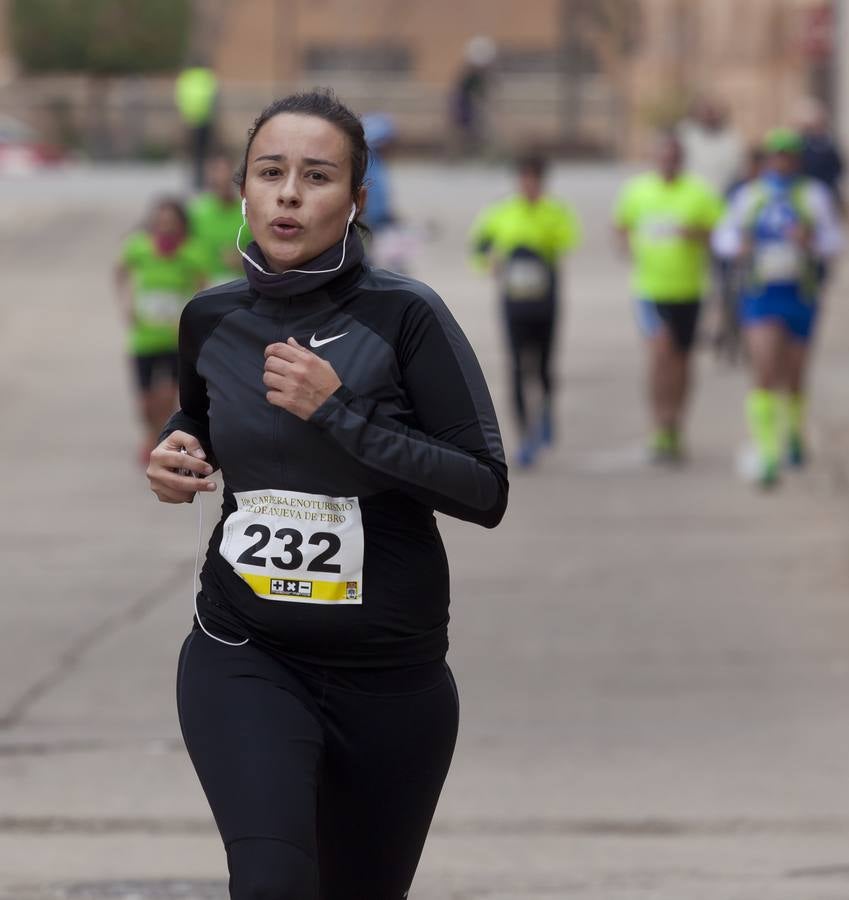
471, 155, 581, 467
115, 197, 207, 465
614, 132, 724, 462
713, 128, 842, 487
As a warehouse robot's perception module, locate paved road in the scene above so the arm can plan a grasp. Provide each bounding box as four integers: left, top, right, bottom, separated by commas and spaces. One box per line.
2, 162, 849, 899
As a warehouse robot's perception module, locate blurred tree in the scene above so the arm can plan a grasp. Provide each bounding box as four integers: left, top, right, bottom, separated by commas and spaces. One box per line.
559, 0, 643, 154
10, 0, 190, 157
570, 0, 642, 70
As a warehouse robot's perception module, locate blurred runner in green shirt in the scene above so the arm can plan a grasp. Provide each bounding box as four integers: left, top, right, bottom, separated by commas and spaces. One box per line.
189, 153, 249, 285
471, 155, 581, 467
115, 197, 207, 465
614, 133, 724, 461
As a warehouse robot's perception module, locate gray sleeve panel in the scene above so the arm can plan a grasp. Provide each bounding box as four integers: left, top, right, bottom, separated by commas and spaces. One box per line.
310, 271, 508, 528
158, 288, 250, 465
358, 268, 506, 462
311, 387, 506, 526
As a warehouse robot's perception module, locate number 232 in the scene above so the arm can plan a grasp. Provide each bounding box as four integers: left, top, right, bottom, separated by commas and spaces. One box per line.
236, 525, 342, 573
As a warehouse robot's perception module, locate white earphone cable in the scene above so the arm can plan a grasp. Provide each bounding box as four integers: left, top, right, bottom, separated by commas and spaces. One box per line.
235, 203, 357, 278
182, 449, 248, 647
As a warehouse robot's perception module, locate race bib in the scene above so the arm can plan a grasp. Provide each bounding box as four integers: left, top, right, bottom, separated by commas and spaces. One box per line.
639, 215, 683, 242
503, 258, 550, 302
755, 243, 803, 282
135, 290, 184, 325
219, 489, 364, 605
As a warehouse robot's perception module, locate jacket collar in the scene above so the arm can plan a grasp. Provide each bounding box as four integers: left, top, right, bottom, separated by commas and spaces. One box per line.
242, 229, 365, 300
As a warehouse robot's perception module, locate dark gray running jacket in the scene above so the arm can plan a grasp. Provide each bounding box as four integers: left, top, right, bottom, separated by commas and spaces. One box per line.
162, 235, 508, 666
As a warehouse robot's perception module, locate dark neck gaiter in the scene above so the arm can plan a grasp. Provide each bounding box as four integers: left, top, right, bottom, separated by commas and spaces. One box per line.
242, 230, 365, 299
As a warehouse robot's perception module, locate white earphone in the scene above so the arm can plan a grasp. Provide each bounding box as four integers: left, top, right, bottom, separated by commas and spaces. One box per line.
236, 202, 359, 277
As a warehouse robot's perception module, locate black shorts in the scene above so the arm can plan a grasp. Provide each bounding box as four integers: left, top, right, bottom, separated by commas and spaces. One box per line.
636, 299, 701, 352
132, 351, 179, 391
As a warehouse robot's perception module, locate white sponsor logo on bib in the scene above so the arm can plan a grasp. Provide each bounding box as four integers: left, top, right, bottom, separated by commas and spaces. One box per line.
755, 243, 803, 282
135, 290, 184, 325
639, 215, 683, 242
219, 489, 364, 605
503, 258, 549, 302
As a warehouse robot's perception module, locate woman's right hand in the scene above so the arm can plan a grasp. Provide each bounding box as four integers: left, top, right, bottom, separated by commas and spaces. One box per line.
147, 430, 217, 503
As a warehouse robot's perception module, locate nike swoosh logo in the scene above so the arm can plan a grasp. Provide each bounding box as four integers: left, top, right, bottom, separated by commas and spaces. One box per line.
309, 331, 349, 348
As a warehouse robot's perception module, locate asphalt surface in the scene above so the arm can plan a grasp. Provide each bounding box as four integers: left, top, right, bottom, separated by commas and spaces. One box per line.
1, 161, 849, 899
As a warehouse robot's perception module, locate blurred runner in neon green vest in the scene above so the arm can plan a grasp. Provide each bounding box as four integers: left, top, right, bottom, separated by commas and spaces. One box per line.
189, 153, 250, 285
175, 63, 218, 190
115, 197, 207, 466
471, 155, 581, 468
614, 132, 724, 462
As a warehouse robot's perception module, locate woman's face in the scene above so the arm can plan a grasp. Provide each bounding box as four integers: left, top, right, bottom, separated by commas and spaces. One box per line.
242, 113, 359, 272
768, 151, 799, 178
518, 168, 542, 202
151, 205, 186, 238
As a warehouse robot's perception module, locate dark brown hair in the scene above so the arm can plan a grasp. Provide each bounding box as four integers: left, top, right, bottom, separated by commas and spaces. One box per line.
516, 154, 547, 179
148, 196, 188, 231
235, 90, 369, 203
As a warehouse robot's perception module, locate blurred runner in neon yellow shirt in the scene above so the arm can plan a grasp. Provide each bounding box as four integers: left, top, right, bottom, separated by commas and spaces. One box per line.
115, 197, 207, 465
175, 63, 218, 190
189, 153, 249, 285
471, 155, 581, 467
614, 133, 724, 461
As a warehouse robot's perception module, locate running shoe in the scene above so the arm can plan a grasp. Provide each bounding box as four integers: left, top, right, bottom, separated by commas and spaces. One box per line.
785, 434, 806, 468
515, 434, 541, 468
539, 408, 554, 447
757, 458, 780, 489
649, 427, 682, 464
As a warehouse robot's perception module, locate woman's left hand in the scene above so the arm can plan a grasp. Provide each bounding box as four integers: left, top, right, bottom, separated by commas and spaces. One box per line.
263, 337, 343, 420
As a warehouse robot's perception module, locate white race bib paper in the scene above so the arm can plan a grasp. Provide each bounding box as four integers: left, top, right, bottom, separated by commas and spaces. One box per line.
755, 243, 803, 282
503, 258, 549, 302
219, 489, 364, 605
135, 290, 184, 325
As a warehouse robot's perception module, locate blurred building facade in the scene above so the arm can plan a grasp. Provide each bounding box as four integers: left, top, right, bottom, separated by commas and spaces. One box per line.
0, 0, 838, 159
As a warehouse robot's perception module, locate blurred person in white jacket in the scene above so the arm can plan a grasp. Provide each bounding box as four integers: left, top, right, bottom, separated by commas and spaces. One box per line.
679, 99, 745, 195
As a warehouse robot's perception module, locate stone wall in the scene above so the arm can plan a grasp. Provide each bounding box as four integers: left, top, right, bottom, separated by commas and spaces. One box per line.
0, 0, 832, 159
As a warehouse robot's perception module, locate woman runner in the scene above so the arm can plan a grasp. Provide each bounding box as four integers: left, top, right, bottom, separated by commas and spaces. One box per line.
146, 90, 508, 900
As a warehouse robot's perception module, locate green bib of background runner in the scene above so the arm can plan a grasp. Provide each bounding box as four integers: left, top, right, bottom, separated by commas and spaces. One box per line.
121, 232, 206, 356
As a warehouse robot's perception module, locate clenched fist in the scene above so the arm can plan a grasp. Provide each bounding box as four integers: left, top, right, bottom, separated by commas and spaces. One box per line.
263, 337, 343, 420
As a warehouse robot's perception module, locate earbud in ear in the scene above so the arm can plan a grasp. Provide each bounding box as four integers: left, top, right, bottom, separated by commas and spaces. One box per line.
348, 203, 357, 224
241, 198, 247, 217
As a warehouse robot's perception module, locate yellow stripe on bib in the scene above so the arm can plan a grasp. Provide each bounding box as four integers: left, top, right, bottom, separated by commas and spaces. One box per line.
239, 572, 358, 602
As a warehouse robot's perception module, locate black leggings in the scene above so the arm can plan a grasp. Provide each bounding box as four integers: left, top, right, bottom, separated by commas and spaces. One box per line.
504, 304, 556, 430
176, 629, 459, 900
